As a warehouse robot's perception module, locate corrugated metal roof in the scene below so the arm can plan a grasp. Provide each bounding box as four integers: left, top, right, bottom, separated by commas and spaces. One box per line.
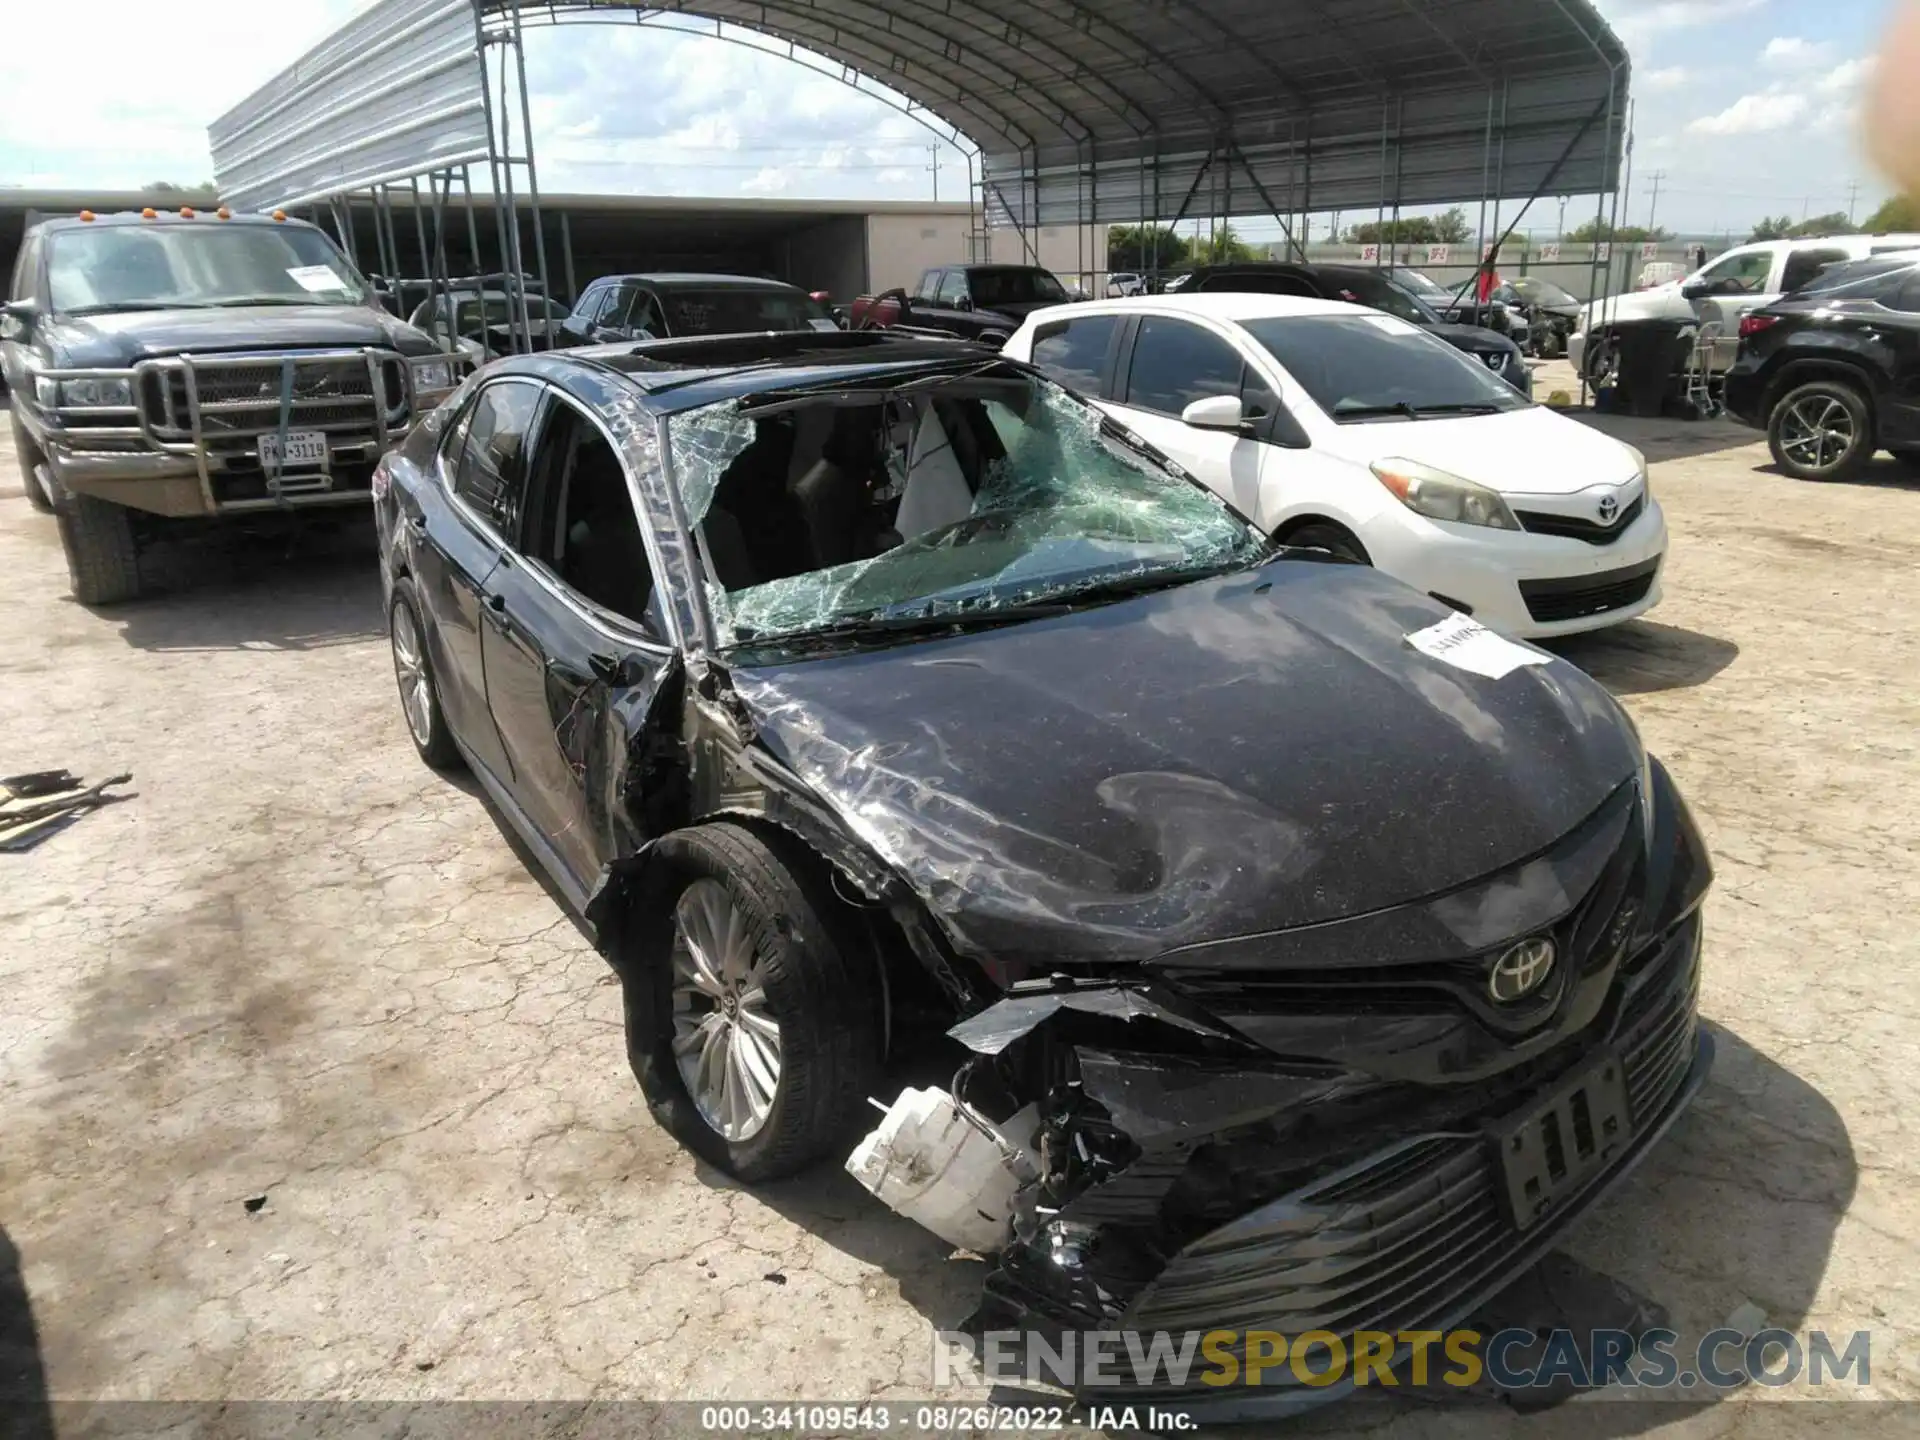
209, 0, 491, 213
482, 0, 1627, 222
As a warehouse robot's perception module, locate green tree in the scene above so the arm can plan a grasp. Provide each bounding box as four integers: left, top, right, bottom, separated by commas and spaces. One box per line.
1342, 207, 1472, 245
1196, 223, 1256, 264
1792, 211, 1853, 236
1865, 194, 1920, 230
1748, 214, 1795, 240
1107, 224, 1191, 271
1566, 219, 1672, 244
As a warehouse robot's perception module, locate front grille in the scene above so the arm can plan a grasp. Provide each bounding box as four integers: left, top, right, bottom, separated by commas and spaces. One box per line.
142, 353, 402, 444
1515, 496, 1645, 544
1119, 922, 1702, 1391
1519, 557, 1660, 624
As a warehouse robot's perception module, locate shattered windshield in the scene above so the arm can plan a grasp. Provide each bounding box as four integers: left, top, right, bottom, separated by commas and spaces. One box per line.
665, 367, 1267, 648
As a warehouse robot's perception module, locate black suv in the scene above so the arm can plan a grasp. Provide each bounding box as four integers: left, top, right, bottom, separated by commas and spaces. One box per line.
852, 264, 1075, 345
375, 328, 1710, 1414
1722, 254, 1920, 480
1162, 262, 1532, 393
3, 209, 459, 604
558, 273, 835, 346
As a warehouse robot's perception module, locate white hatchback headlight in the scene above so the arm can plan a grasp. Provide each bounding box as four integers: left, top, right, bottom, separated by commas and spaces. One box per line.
58, 376, 134, 408
1623, 443, 1651, 494
1369, 458, 1522, 531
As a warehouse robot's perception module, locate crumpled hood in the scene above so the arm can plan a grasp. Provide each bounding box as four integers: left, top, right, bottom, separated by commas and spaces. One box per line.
42, 305, 437, 366
728, 561, 1638, 974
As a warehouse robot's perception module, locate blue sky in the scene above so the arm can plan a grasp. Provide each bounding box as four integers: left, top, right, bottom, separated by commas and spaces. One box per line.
0, 0, 1897, 239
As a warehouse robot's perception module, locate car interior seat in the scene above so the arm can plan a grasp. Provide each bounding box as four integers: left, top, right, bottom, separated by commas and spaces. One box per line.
894, 403, 974, 539
560, 437, 654, 620
706, 418, 810, 584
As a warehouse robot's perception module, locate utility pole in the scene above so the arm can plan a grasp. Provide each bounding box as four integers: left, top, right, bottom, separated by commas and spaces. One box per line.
1847, 180, 1860, 224
928, 145, 940, 202
1646, 170, 1665, 236
1557, 195, 1569, 238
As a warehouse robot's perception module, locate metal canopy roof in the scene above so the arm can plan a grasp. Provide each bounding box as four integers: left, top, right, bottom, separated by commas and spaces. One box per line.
484, 0, 1628, 226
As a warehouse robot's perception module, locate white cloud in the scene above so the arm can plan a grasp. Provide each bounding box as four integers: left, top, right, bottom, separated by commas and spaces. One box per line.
1819, 58, 1873, 94
1642, 66, 1692, 90
1688, 90, 1810, 135
1607, 0, 1766, 45
740, 167, 792, 196
1761, 36, 1833, 69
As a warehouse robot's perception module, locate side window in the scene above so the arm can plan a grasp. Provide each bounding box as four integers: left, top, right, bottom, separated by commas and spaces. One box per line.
1892, 272, 1920, 313
1781, 247, 1851, 294
449, 380, 543, 538
1123, 317, 1246, 416
10, 234, 41, 301
938, 270, 969, 306
915, 269, 943, 302
629, 289, 666, 337
523, 399, 662, 634
1030, 315, 1121, 395
1694, 249, 1774, 294
575, 285, 609, 324
1240, 363, 1280, 418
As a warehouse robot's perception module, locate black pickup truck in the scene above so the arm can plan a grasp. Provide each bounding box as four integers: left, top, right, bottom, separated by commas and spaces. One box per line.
3, 209, 461, 603
849, 263, 1074, 346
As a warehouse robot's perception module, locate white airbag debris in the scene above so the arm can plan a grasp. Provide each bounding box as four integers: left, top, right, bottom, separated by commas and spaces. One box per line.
1406, 612, 1551, 680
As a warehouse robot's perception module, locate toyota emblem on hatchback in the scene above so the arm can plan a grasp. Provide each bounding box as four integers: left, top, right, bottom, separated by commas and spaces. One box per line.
1481, 351, 1504, 369
1488, 937, 1557, 1003
1597, 493, 1620, 523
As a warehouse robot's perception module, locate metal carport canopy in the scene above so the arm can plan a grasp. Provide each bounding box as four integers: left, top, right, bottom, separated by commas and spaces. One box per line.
488, 0, 1627, 227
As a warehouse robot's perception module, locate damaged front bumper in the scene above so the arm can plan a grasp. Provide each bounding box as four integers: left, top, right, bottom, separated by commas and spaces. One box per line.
853, 909, 1708, 1414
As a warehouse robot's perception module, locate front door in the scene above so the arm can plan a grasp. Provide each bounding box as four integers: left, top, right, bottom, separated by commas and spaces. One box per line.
1102, 313, 1275, 524
481, 390, 675, 899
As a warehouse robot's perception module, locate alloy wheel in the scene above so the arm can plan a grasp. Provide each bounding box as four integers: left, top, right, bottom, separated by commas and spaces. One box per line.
671, 878, 782, 1141
1778, 393, 1855, 474
390, 603, 435, 748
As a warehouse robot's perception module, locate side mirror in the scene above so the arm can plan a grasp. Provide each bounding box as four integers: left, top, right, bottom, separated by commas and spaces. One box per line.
1, 299, 37, 323
1181, 394, 1247, 431
1680, 280, 1718, 301
954, 295, 973, 312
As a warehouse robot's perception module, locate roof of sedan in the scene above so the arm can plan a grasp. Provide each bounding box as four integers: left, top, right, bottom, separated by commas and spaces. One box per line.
527, 332, 1008, 411
590, 273, 806, 291
1036, 293, 1361, 323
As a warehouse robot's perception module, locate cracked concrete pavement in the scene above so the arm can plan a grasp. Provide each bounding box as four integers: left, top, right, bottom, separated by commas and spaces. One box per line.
1, 395, 1917, 1436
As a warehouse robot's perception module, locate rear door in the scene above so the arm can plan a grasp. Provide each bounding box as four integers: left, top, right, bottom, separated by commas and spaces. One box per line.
410, 376, 545, 781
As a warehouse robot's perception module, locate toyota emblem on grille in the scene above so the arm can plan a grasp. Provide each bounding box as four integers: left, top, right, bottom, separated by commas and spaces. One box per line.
1488, 937, 1557, 1003
1597, 493, 1620, 523
1482, 351, 1504, 369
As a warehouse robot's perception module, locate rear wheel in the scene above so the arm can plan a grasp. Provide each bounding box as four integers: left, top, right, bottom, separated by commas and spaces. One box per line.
1279, 521, 1371, 566
55, 493, 142, 604
622, 823, 881, 1181
1767, 380, 1873, 481
11, 415, 53, 514
388, 579, 462, 770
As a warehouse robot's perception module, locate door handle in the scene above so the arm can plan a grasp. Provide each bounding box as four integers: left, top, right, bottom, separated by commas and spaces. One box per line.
588, 652, 636, 686
405, 511, 427, 532
483, 592, 506, 613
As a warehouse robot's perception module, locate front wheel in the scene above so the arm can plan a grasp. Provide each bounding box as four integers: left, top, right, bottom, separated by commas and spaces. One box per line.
1767, 380, 1873, 481
56, 493, 141, 604
622, 823, 881, 1182
1279, 521, 1371, 566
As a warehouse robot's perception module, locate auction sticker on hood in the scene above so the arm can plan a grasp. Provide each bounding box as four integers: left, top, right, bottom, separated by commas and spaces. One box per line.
286, 265, 346, 293
1406, 612, 1551, 680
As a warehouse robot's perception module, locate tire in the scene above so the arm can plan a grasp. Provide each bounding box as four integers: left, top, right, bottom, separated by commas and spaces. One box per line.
388, 578, 463, 771
11, 415, 53, 514
55, 493, 142, 604
1279, 521, 1371, 566
1581, 332, 1618, 387
1767, 379, 1873, 481
621, 823, 882, 1182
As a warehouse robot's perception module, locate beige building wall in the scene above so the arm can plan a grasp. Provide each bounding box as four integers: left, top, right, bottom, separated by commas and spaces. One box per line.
864, 208, 1110, 295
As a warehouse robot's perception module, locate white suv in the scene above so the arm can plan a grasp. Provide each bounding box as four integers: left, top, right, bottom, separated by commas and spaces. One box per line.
1571, 233, 1920, 378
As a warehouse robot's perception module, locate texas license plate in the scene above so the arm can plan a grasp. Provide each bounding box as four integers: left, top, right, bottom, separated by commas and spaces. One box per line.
259, 430, 329, 470
1488, 1050, 1631, 1230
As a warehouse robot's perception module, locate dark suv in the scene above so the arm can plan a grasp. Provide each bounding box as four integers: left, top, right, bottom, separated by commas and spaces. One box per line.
375, 328, 1711, 1416
1162, 262, 1531, 393
1721, 254, 1920, 480
558, 273, 836, 347
3, 209, 459, 603
849, 264, 1074, 345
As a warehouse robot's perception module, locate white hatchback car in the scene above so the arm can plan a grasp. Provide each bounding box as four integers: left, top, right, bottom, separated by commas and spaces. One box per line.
1004, 293, 1666, 638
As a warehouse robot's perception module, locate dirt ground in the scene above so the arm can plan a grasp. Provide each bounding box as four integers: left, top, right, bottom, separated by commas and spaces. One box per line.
2, 385, 1918, 1437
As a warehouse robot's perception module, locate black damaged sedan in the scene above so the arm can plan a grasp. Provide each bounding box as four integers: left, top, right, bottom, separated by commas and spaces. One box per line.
373, 329, 1710, 1410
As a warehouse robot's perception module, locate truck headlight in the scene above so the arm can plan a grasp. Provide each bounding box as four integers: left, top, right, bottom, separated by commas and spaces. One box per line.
1369, 458, 1522, 531
32, 375, 58, 409
58, 376, 134, 408
408, 356, 457, 397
